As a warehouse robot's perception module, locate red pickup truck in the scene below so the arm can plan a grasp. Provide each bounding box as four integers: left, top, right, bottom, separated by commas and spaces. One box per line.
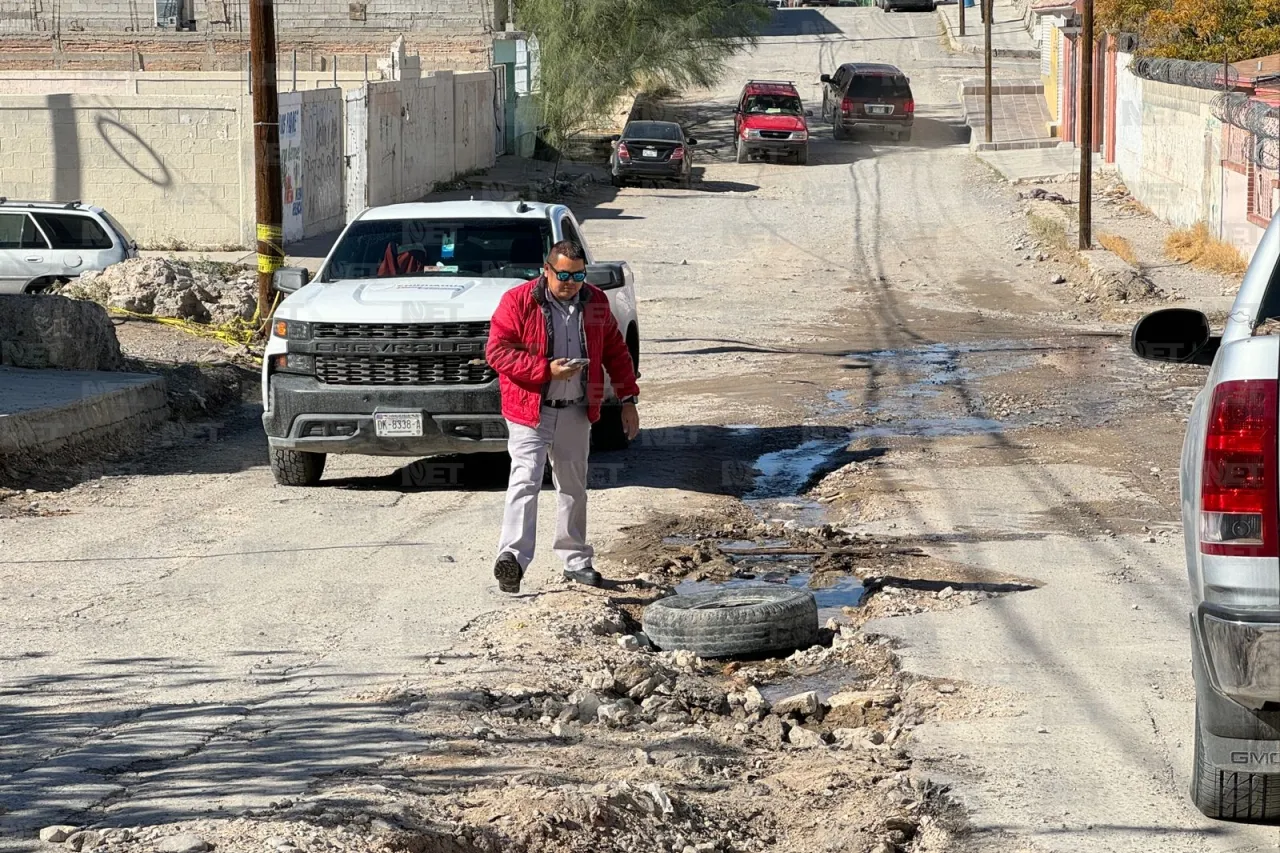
733, 80, 812, 165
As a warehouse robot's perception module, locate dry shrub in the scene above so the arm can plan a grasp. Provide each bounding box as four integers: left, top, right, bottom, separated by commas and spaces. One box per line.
1098, 232, 1138, 265
1029, 213, 1070, 253
1165, 223, 1248, 276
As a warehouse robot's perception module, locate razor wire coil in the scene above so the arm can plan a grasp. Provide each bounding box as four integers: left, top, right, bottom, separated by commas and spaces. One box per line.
1130, 56, 1239, 90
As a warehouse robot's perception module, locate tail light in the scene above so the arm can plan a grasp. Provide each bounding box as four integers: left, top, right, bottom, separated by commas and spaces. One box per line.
840, 96, 854, 114
905, 99, 916, 115
617, 142, 631, 162
1200, 379, 1279, 557
670, 146, 684, 160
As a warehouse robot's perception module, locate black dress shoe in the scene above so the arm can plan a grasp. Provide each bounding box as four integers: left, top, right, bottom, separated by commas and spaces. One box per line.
563, 565, 603, 587
494, 553, 523, 593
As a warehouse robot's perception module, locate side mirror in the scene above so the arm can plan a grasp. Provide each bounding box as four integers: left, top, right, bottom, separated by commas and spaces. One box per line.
273, 267, 310, 294
805, 109, 814, 117
686, 137, 698, 146
608, 134, 621, 143
1131, 308, 1219, 366
584, 263, 624, 290
820, 74, 832, 84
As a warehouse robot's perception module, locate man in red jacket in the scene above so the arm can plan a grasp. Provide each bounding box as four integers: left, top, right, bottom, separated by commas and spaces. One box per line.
486, 240, 640, 593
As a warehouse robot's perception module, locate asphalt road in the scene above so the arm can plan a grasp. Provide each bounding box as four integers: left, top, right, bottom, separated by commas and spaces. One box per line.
2, 6, 1277, 851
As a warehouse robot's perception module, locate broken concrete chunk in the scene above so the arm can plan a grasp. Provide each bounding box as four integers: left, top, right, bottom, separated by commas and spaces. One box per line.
772, 690, 820, 718
157, 834, 213, 853
786, 725, 828, 749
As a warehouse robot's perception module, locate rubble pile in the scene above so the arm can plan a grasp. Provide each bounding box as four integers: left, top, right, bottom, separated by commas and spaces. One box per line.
62, 258, 258, 326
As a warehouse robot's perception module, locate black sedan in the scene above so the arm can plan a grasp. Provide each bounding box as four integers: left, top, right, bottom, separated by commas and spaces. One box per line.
609, 121, 698, 189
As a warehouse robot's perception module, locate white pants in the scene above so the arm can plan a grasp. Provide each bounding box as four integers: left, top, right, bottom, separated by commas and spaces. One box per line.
497, 404, 594, 572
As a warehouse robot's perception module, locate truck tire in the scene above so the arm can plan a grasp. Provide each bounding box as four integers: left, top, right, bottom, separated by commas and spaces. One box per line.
1191, 707, 1280, 821
270, 448, 326, 486
736, 139, 749, 164
796, 146, 809, 165
642, 587, 819, 659
591, 405, 630, 452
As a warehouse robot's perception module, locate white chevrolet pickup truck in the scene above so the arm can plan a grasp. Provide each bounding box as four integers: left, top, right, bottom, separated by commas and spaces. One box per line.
261, 200, 640, 486
1132, 213, 1280, 822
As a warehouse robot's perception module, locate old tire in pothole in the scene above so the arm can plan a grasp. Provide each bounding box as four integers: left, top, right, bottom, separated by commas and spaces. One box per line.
270, 448, 326, 486
642, 587, 819, 659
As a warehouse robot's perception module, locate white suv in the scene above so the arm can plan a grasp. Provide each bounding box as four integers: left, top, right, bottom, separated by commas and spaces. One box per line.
0, 199, 138, 294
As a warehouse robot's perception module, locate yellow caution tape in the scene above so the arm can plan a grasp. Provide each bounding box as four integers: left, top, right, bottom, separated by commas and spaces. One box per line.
108, 291, 281, 353
257, 222, 285, 275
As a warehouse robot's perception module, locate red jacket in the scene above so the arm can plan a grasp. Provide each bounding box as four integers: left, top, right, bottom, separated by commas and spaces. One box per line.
487, 277, 640, 428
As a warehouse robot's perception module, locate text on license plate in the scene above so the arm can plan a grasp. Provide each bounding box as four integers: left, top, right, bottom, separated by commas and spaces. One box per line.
868, 105, 892, 115
642, 148, 659, 157
375, 412, 424, 437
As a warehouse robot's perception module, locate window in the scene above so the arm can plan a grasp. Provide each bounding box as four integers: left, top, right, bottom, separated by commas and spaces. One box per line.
847, 74, 912, 99
0, 214, 48, 250
560, 218, 583, 251
31, 213, 113, 250
323, 218, 551, 282
744, 94, 803, 115
622, 122, 684, 142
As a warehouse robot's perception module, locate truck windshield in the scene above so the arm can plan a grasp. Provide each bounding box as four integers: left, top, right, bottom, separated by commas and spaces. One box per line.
323, 218, 552, 281
744, 94, 802, 115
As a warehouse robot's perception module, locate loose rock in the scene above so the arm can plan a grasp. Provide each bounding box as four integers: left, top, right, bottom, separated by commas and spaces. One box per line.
39, 826, 77, 843
157, 834, 213, 853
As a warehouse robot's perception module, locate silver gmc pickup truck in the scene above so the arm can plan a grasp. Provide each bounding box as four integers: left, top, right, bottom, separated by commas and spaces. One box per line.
1132, 213, 1280, 821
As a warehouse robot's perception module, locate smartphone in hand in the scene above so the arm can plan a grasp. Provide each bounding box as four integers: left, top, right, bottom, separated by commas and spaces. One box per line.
563, 358, 590, 369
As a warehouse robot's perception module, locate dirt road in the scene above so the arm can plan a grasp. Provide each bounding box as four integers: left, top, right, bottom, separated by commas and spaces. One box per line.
2, 7, 1276, 853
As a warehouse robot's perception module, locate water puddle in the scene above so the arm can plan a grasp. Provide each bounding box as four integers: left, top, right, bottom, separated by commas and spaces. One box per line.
745, 437, 852, 501
756, 667, 864, 705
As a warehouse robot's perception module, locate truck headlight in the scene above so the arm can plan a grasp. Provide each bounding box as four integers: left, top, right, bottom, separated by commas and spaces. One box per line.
791, 131, 809, 141
272, 319, 311, 340
745, 129, 763, 139
271, 353, 315, 374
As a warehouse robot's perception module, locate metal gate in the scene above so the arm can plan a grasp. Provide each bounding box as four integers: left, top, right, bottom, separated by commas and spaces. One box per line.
492, 64, 508, 157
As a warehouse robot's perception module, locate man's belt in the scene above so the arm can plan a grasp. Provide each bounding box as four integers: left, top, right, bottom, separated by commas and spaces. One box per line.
544, 398, 584, 409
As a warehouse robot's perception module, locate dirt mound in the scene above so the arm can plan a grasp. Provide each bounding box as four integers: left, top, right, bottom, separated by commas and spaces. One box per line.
63, 258, 258, 326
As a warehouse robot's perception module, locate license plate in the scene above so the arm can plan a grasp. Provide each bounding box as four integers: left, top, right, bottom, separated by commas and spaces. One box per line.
867, 105, 892, 116
374, 412, 423, 437
642, 148, 659, 157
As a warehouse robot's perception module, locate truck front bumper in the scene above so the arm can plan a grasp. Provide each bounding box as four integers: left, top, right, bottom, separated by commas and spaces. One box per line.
263, 374, 508, 456
1197, 603, 1280, 709
742, 138, 807, 156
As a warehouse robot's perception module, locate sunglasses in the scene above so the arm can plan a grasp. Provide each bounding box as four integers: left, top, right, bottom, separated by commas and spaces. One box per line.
547, 267, 587, 283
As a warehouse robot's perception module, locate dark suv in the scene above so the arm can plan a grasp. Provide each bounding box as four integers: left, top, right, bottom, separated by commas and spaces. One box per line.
820, 63, 915, 142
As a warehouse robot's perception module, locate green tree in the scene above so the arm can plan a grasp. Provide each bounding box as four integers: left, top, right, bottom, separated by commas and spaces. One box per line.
1098, 0, 1280, 62
516, 0, 770, 144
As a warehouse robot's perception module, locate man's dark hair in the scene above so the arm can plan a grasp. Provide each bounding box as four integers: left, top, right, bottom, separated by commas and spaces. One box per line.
548, 240, 586, 264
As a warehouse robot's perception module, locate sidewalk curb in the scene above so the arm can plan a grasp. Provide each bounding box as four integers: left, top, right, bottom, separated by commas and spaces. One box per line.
0, 368, 168, 484
957, 82, 1065, 152
936, 6, 1039, 59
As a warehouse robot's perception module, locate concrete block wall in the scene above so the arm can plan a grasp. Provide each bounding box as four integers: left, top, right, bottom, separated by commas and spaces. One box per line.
0, 93, 255, 249
352, 68, 495, 209
1114, 56, 1223, 230
0, 0, 505, 35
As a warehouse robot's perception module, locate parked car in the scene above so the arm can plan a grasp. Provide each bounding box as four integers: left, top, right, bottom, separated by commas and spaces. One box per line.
1130, 212, 1280, 822
262, 200, 641, 486
0, 199, 138, 294
608, 121, 697, 189
877, 0, 937, 10
734, 80, 812, 165
820, 63, 915, 142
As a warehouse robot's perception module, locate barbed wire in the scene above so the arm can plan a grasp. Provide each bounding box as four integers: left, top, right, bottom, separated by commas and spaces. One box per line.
1213, 92, 1280, 168
1129, 56, 1239, 90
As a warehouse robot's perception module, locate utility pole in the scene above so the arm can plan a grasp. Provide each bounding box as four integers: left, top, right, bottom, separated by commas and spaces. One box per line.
250, 0, 284, 324
959, 0, 965, 37
1078, 0, 1094, 249
984, 0, 993, 144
